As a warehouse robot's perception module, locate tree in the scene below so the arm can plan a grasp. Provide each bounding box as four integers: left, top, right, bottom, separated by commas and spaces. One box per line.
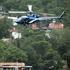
0, 40, 28, 62
49, 28, 70, 69
26, 40, 63, 70
0, 17, 12, 39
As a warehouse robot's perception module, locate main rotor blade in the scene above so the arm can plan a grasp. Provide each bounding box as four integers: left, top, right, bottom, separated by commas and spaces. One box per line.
8, 11, 27, 14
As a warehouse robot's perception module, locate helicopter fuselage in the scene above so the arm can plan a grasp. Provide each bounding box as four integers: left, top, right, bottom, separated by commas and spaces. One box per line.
16, 14, 39, 25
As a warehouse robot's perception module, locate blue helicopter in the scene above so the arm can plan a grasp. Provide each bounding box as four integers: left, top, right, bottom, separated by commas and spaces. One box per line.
16, 12, 64, 24
8, 5, 64, 26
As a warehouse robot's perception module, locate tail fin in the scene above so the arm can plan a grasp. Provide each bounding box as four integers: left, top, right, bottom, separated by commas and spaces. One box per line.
59, 11, 64, 18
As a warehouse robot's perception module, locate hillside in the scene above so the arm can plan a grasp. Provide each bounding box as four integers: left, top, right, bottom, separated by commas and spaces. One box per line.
0, 0, 70, 70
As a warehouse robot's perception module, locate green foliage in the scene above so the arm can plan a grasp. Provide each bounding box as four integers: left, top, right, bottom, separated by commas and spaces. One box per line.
0, 17, 12, 39
49, 28, 70, 69
27, 40, 63, 70
0, 40, 28, 62
50, 28, 70, 56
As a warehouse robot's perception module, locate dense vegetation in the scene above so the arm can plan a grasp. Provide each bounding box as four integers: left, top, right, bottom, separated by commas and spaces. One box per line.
0, 0, 70, 70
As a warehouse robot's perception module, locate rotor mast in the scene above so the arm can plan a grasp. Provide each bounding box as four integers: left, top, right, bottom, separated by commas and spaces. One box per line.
27, 5, 33, 12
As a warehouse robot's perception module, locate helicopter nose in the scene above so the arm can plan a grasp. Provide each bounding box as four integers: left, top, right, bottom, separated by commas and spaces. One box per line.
16, 18, 25, 24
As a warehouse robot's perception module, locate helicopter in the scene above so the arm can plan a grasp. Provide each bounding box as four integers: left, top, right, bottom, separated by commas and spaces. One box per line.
7, 5, 64, 26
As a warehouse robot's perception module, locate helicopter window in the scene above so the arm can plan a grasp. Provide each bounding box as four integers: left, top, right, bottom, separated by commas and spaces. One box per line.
32, 14, 35, 17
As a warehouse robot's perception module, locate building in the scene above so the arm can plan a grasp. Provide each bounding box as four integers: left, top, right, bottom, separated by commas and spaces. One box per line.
48, 23, 64, 29
0, 62, 32, 70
